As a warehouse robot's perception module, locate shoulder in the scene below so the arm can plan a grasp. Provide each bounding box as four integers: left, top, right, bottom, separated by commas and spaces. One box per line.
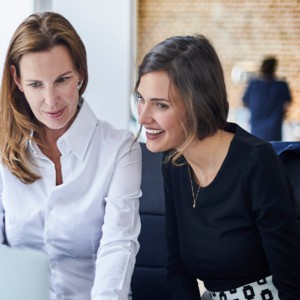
162, 151, 187, 182
227, 123, 276, 166
81, 102, 139, 152
246, 77, 260, 88
97, 120, 134, 141
97, 121, 141, 155
276, 79, 291, 93
275, 77, 289, 84
79, 99, 136, 145
227, 126, 289, 196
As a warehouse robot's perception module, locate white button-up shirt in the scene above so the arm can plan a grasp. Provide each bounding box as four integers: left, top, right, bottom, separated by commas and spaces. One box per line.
0, 100, 142, 300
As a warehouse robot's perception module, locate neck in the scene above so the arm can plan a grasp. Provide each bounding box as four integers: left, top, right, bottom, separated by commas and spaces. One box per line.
33, 126, 66, 163
183, 130, 223, 167
183, 129, 233, 187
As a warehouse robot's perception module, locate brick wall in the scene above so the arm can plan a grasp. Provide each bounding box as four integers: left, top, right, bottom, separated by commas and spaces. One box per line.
136, 0, 300, 121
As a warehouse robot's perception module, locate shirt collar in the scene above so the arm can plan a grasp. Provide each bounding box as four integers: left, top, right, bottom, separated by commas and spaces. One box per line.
28, 131, 40, 157
57, 99, 98, 161
27, 99, 98, 161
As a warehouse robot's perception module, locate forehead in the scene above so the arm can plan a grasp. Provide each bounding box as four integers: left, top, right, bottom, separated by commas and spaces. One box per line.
139, 70, 186, 113
18, 45, 76, 78
138, 70, 171, 99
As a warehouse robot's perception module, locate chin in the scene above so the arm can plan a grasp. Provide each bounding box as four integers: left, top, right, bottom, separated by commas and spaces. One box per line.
44, 120, 70, 132
145, 141, 171, 153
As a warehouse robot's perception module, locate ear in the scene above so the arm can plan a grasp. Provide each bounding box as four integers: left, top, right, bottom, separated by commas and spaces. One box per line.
11, 65, 24, 92
77, 75, 84, 89
79, 74, 84, 84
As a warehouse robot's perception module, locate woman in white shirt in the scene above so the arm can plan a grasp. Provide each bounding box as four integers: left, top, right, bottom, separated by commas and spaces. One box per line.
0, 12, 142, 300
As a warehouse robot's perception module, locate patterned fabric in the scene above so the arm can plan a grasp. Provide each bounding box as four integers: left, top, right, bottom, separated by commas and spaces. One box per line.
208, 276, 279, 300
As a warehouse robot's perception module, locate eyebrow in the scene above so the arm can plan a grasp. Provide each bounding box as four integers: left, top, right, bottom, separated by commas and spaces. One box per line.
136, 90, 170, 102
56, 71, 73, 78
24, 71, 74, 82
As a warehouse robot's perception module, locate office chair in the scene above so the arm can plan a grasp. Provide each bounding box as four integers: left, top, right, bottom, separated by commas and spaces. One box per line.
131, 143, 170, 299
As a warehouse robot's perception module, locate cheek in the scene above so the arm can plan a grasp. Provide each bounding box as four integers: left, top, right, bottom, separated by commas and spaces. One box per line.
168, 120, 186, 139
64, 85, 80, 103
22, 91, 40, 109
137, 103, 141, 115
163, 113, 182, 131
60, 83, 76, 95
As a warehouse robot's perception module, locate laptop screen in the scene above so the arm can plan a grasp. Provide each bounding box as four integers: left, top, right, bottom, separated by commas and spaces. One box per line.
0, 246, 49, 300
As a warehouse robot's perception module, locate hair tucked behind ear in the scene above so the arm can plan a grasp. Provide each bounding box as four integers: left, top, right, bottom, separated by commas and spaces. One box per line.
0, 12, 88, 183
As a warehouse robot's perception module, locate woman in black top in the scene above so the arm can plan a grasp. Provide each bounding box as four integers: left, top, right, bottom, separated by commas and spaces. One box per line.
134, 34, 300, 299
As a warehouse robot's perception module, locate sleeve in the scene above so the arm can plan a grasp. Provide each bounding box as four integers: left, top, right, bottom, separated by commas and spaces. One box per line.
243, 144, 300, 299
0, 169, 6, 245
242, 80, 253, 107
163, 160, 201, 300
91, 134, 142, 300
282, 81, 292, 103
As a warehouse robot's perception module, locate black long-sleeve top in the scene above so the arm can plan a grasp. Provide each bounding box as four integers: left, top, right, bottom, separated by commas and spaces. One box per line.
163, 123, 300, 300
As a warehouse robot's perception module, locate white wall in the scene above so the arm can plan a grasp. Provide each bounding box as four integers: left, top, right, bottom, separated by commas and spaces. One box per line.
0, 0, 135, 130
0, 0, 33, 78
52, 0, 135, 129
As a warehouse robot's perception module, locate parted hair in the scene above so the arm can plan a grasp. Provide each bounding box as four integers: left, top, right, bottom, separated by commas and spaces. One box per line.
0, 12, 88, 184
135, 34, 228, 161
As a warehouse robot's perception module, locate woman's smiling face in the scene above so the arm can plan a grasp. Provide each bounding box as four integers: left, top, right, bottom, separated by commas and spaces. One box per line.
137, 70, 187, 153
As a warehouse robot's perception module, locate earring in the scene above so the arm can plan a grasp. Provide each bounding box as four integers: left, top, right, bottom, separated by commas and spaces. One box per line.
78, 81, 83, 90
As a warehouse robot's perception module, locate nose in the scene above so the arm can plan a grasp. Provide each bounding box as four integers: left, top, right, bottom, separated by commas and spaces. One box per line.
44, 85, 58, 107
137, 102, 152, 125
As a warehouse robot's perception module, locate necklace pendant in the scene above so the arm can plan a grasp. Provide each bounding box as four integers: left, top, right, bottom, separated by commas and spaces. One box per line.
193, 199, 196, 209
188, 165, 200, 209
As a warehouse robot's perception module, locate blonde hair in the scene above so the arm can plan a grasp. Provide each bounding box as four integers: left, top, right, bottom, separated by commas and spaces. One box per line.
0, 12, 88, 183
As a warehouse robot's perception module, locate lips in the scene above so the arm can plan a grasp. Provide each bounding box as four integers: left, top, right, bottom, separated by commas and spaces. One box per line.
45, 108, 64, 119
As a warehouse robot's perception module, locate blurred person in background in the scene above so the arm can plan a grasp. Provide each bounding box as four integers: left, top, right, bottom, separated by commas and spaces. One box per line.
242, 56, 292, 141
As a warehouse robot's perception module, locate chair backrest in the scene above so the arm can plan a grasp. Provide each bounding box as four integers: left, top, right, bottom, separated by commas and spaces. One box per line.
131, 143, 170, 300
271, 141, 300, 221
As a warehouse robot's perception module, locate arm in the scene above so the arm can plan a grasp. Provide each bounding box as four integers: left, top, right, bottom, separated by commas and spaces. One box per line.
244, 144, 300, 299
163, 161, 201, 300
283, 101, 290, 115
91, 135, 142, 300
242, 80, 253, 108
282, 81, 292, 115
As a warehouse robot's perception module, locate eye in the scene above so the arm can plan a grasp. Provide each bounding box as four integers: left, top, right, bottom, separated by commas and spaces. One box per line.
156, 102, 169, 110
56, 76, 69, 84
28, 82, 42, 88
135, 92, 144, 106
28, 81, 42, 88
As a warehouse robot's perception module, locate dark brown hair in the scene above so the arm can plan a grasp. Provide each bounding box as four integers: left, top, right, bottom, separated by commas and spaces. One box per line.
135, 34, 228, 160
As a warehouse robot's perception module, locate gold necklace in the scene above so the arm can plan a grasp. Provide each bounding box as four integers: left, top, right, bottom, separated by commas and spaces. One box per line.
186, 130, 225, 209
188, 165, 201, 209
